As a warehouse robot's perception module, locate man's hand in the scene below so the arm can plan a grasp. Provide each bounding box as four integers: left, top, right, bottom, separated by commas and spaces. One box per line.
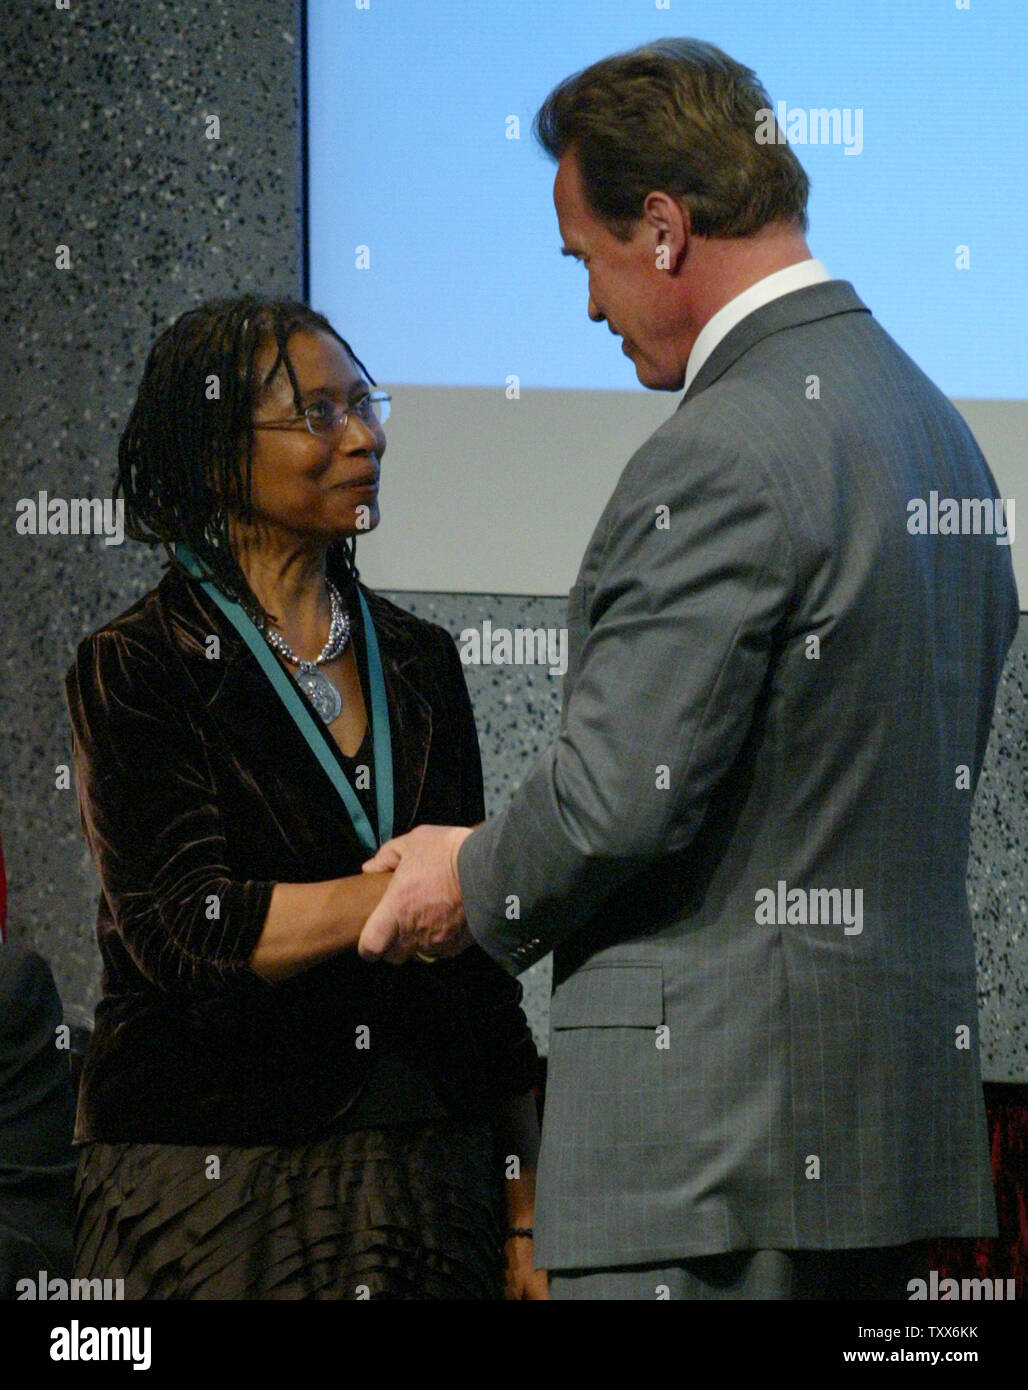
358, 824, 474, 963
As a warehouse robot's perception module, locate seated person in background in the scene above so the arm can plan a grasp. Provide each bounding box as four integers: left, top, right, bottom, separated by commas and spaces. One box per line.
65, 295, 544, 1300
0, 946, 76, 1298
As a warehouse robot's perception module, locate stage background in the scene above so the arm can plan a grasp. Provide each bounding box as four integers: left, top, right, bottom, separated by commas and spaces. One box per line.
1, 0, 1024, 1081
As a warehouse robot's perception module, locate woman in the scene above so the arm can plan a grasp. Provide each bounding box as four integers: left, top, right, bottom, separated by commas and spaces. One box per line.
65, 296, 545, 1299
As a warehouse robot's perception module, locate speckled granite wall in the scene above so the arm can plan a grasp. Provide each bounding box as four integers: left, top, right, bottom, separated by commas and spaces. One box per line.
966, 625, 1028, 1082
0, 0, 305, 1021
1, 2, 1023, 1080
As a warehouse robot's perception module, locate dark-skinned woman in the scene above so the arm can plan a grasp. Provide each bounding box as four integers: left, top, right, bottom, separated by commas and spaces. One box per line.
65, 296, 545, 1300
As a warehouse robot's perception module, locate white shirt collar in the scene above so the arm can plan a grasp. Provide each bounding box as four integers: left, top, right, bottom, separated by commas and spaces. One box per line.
683, 258, 831, 393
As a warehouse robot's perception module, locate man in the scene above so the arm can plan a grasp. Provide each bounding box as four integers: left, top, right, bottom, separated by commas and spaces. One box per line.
359, 39, 1018, 1299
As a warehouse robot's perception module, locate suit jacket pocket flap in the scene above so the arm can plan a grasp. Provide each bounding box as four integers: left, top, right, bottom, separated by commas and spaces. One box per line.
550, 964, 663, 1029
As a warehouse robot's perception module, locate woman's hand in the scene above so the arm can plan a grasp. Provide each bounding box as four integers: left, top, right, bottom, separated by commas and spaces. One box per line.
250, 872, 393, 983
497, 1091, 546, 1298
504, 1236, 549, 1300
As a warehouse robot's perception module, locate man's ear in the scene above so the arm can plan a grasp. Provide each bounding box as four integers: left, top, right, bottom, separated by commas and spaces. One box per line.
642, 191, 689, 273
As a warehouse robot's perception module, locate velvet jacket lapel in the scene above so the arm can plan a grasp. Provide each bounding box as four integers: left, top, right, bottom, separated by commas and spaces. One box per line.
156, 565, 433, 860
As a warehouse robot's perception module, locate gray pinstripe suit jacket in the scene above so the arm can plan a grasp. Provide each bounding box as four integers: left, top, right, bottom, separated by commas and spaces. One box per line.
457, 280, 1019, 1270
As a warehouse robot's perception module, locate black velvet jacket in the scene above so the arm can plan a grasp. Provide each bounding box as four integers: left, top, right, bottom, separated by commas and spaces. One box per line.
65, 556, 536, 1146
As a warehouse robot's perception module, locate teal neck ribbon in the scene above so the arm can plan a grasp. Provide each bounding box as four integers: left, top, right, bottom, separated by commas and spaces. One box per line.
175, 544, 394, 851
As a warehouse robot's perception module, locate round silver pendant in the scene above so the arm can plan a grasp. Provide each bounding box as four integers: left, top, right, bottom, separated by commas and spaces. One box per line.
295, 666, 342, 724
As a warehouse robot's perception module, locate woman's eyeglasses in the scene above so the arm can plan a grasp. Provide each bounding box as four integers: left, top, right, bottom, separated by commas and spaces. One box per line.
254, 391, 391, 437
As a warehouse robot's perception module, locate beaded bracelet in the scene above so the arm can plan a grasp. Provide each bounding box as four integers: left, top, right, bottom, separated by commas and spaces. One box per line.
506, 1227, 534, 1239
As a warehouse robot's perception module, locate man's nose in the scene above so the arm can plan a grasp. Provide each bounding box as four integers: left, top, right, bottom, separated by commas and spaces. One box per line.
588, 295, 605, 323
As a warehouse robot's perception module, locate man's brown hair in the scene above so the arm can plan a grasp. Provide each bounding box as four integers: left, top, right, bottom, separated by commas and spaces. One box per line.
534, 37, 810, 239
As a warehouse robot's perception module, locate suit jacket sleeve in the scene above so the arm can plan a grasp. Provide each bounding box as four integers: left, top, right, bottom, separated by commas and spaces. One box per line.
457, 425, 796, 972
65, 627, 275, 996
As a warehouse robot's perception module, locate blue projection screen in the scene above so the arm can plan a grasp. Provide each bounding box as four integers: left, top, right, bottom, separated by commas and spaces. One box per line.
307, 0, 1026, 596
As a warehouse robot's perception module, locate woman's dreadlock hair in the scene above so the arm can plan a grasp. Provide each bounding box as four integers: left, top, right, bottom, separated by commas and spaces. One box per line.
116, 295, 377, 628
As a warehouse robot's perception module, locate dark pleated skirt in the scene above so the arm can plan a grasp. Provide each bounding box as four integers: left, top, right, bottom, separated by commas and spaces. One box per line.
74, 1118, 505, 1299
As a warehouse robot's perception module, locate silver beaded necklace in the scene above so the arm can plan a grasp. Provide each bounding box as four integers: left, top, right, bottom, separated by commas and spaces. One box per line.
265, 580, 351, 724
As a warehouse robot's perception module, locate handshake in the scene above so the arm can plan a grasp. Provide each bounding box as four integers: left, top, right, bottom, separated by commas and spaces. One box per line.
358, 824, 477, 963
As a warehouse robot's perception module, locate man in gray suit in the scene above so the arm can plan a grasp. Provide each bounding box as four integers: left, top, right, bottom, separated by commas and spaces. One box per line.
359, 39, 1018, 1298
